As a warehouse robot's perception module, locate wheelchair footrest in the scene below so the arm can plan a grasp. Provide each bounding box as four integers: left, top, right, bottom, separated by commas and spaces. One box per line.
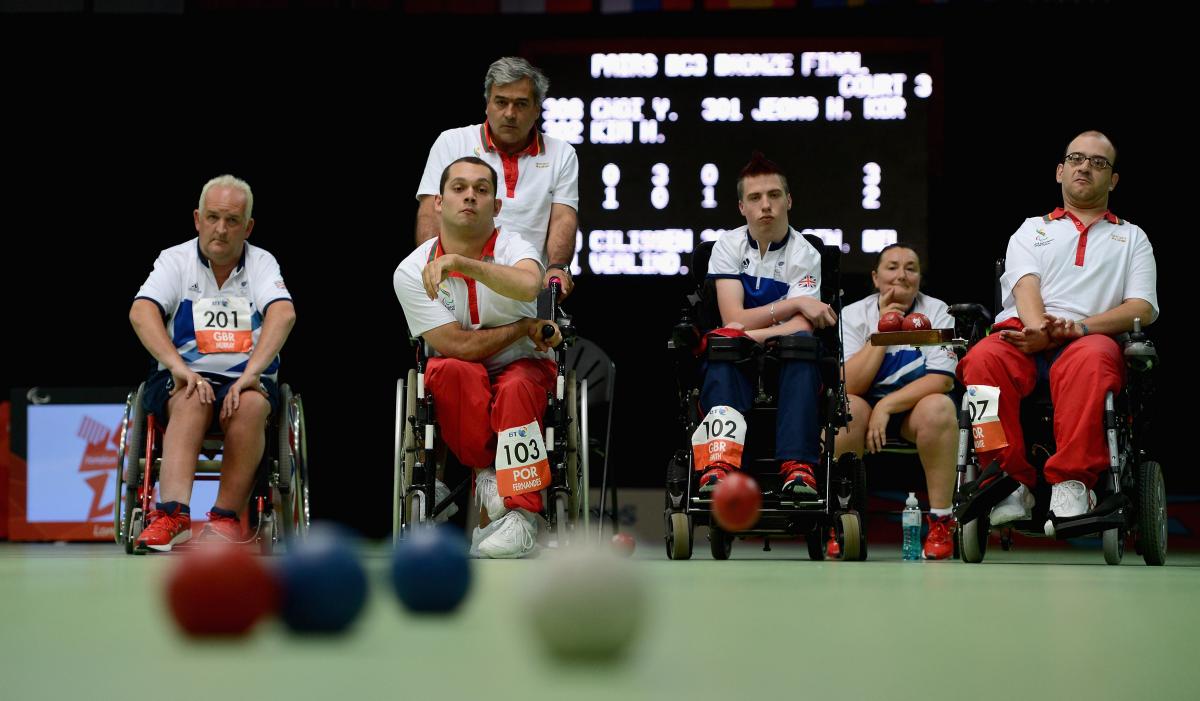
1049, 493, 1130, 540
953, 460, 1017, 524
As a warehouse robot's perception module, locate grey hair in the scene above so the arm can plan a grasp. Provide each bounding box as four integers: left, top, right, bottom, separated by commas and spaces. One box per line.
483, 57, 550, 105
198, 174, 254, 221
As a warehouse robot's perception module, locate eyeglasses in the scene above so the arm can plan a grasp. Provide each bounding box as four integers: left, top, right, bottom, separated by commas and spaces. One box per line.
1064, 153, 1113, 170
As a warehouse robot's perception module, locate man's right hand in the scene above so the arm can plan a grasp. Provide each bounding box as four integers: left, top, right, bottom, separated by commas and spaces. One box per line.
168, 367, 215, 404
794, 296, 838, 329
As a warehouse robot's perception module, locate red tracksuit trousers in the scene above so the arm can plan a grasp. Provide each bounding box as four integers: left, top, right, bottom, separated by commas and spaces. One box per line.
957, 319, 1124, 488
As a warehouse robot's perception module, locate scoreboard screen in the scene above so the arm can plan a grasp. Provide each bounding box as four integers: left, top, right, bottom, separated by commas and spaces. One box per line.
525, 41, 939, 276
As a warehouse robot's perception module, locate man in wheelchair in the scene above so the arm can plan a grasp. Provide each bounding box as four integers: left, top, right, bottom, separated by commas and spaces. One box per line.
696, 153, 837, 499
394, 157, 563, 559
128, 175, 297, 552
956, 130, 1158, 536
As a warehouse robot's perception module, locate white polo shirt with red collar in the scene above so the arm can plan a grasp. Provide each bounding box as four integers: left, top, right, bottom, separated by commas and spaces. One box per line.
997, 208, 1158, 325
394, 227, 549, 374
415, 123, 579, 260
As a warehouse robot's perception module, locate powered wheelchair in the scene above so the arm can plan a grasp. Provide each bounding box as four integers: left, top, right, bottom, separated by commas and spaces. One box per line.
664, 235, 868, 561
393, 279, 592, 547
114, 380, 310, 555
949, 260, 1164, 566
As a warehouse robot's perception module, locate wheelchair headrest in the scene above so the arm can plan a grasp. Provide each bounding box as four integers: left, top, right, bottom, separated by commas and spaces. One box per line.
690, 240, 717, 289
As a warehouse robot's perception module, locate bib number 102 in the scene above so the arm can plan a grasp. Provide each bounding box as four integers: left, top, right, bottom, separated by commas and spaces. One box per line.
701, 419, 738, 439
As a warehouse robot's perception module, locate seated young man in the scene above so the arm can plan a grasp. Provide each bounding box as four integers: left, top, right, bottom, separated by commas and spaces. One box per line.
394, 156, 561, 559
697, 153, 837, 500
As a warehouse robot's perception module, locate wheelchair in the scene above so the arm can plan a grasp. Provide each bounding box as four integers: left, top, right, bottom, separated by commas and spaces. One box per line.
114, 380, 310, 555
393, 279, 591, 547
949, 260, 1164, 566
664, 235, 868, 561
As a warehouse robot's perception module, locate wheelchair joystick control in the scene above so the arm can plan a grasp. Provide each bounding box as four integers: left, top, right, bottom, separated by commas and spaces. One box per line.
1123, 317, 1157, 372
541, 324, 556, 341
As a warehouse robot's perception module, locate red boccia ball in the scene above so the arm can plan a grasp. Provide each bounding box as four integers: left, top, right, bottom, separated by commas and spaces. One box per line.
902, 312, 930, 331
165, 545, 279, 637
712, 472, 762, 532
611, 532, 636, 557
878, 311, 905, 332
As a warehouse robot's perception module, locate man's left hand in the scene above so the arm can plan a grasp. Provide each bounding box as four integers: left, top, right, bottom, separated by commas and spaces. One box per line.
1043, 313, 1084, 343
221, 372, 268, 420
544, 267, 573, 300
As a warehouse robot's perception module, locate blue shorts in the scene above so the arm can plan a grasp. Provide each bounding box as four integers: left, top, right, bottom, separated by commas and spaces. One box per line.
142, 370, 279, 431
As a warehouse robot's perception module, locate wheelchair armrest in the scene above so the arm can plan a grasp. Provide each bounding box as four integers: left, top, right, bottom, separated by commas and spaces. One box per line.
706, 335, 759, 362
947, 303, 992, 323
765, 333, 821, 362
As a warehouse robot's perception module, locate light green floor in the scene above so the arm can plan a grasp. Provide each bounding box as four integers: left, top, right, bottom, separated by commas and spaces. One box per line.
3, 542, 1198, 701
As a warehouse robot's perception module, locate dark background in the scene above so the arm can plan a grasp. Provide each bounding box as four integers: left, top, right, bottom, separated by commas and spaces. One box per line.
1, 2, 1182, 538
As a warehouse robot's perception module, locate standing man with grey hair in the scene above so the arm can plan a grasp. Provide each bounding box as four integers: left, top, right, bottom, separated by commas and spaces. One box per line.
128, 174, 297, 552
415, 56, 580, 299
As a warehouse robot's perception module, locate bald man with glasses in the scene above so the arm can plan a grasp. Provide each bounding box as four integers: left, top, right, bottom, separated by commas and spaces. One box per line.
956, 130, 1158, 533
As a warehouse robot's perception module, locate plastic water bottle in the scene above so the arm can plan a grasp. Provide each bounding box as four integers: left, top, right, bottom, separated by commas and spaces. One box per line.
902, 492, 922, 561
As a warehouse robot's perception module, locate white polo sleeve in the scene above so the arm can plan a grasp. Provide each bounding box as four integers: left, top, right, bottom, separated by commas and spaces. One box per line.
394, 258, 456, 338
706, 231, 742, 279
1123, 226, 1159, 322
784, 237, 822, 300
135, 248, 182, 319
249, 249, 292, 315
999, 219, 1040, 312
551, 143, 580, 211
841, 297, 871, 359
499, 231, 545, 271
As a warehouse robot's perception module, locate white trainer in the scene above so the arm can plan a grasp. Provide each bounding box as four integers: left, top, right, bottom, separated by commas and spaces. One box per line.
989, 483, 1035, 526
477, 509, 538, 559
475, 468, 506, 521
469, 514, 506, 557
433, 479, 459, 523
1044, 480, 1096, 536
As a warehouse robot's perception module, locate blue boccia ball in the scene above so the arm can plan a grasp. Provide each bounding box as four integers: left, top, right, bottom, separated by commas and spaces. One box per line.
278, 526, 368, 633
391, 526, 471, 614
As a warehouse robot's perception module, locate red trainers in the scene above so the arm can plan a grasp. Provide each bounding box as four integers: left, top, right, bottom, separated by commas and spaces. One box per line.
699, 463, 733, 495
197, 512, 244, 544
780, 461, 818, 497
136, 507, 192, 552
922, 514, 956, 560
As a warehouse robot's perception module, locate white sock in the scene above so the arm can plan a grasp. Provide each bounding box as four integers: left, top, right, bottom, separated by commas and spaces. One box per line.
930, 507, 953, 518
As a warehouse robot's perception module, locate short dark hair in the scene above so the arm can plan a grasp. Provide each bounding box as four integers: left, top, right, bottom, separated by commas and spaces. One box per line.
737, 151, 789, 200
874, 242, 921, 271
1066, 130, 1118, 166
439, 157, 499, 195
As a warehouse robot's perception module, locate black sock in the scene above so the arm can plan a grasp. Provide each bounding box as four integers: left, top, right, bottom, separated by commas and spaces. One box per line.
209, 506, 238, 520
156, 501, 190, 516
